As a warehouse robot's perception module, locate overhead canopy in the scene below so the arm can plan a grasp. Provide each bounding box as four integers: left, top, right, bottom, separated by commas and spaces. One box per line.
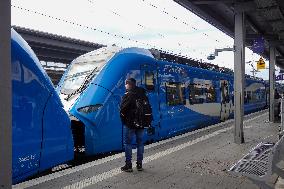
13, 26, 104, 64
174, 0, 284, 69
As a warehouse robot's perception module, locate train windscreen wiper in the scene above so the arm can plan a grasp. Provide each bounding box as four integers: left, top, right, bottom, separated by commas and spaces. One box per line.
61, 70, 93, 95
65, 67, 98, 101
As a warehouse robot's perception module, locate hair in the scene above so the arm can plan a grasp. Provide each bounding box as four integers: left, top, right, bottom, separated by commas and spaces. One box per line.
125, 78, 136, 86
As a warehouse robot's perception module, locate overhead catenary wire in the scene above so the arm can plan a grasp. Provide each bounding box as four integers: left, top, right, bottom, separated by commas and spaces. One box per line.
86, 0, 193, 57
140, 0, 231, 59
140, 0, 230, 47
12, 4, 177, 54
12, 4, 212, 60
14, 3, 234, 75
86, 0, 166, 39
14, 1, 209, 59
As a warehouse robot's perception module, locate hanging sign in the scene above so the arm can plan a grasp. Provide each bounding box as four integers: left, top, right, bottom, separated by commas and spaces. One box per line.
256, 57, 265, 70
276, 74, 284, 81
252, 37, 265, 54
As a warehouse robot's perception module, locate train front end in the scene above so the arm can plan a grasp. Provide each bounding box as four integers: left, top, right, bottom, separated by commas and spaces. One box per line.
57, 46, 123, 155
11, 29, 74, 183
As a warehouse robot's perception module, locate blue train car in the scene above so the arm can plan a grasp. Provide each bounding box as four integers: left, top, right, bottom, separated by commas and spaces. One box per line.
10, 29, 74, 183
57, 46, 267, 156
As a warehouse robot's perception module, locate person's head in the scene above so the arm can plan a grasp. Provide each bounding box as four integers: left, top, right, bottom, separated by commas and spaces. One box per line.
125, 78, 136, 90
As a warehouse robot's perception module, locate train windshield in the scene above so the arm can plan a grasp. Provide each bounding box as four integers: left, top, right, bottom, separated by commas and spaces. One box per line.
61, 46, 121, 96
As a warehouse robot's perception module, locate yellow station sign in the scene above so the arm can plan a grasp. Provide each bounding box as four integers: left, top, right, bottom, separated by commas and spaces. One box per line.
257, 57, 265, 70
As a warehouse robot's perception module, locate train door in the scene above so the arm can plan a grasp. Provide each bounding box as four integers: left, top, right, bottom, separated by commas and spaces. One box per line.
140, 64, 160, 140
220, 80, 230, 121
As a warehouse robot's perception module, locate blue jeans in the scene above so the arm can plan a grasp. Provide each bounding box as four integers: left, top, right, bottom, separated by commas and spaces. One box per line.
124, 126, 144, 164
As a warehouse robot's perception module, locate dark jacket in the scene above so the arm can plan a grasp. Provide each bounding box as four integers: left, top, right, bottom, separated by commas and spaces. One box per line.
120, 86, 146, 128
275, 91, 281, 99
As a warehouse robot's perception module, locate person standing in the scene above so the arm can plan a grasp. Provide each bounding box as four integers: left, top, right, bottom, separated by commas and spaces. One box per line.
120, 78, 151, 172
275, 89, 281, 119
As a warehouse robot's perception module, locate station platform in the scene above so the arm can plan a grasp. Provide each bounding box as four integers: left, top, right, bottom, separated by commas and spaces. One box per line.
14, 109, 284, 189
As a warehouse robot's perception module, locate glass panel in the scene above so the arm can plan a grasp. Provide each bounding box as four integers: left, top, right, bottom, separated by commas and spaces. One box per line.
145, 71, 155, 91
245, 88, 266, 104
205, 85, 216, 103
166, 82, 185, 106
244, 91, 248, 104
189, 79, 216, 104
60, 46, 121, 95
247, 91, 252, 103
189, 84, 204, 104
221, 81, 230, 103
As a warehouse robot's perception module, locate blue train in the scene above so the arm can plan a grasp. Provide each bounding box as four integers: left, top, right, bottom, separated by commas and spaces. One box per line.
10, 29, 74, 183
10, 28, 267, 183
56, 46, 268, 156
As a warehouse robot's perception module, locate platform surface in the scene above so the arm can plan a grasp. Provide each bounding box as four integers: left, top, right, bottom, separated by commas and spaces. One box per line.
15, 110, 283, 189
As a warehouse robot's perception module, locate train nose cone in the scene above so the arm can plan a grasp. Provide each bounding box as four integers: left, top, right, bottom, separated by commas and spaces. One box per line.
59, 93, 81, 112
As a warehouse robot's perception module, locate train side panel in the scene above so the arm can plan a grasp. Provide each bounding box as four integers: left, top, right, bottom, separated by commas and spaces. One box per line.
12, 29, 49, 183
157, 62, 225, 138
11, 29, 73, 183
58, 47, 268, 157
40, 93, 73, 171
244, 80, 267, 114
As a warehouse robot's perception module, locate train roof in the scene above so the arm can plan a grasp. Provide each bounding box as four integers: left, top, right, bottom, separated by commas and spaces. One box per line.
149, 49, 265, 82
73, 46, 264, 83
11, 28, 55, 90
73, 46, 154, 64
72, 46, 122, 63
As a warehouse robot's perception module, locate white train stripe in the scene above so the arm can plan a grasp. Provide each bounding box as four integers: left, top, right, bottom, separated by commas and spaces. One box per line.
13, 110, 267, 189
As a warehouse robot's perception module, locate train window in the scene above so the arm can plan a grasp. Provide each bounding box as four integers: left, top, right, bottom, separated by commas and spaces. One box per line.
220, 81, 230, 103
244, 91, 252, 104
245, 89, 265, 104
145, 71, 155, 91
205, 85, 216, 103
251, 92, 258, 103
166, 82, 186, 106
189, 83, 205, 104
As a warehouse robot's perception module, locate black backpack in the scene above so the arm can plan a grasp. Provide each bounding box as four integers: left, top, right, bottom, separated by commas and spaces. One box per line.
133, 94, 153, 129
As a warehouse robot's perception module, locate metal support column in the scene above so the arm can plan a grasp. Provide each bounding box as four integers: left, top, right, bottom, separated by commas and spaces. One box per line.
234, 11, 245, 144
0, 1, 12, 188
269, 46, 276, 122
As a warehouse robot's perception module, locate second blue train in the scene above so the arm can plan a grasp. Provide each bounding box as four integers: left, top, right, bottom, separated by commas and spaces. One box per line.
56, 46, 268, 155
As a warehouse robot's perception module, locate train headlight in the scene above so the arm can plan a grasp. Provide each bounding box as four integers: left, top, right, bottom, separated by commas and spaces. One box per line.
77, 104, 102, 114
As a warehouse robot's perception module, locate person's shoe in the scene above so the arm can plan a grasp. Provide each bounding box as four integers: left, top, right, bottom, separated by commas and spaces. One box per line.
121, 163, 133, 172
136, 162, 143, 171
